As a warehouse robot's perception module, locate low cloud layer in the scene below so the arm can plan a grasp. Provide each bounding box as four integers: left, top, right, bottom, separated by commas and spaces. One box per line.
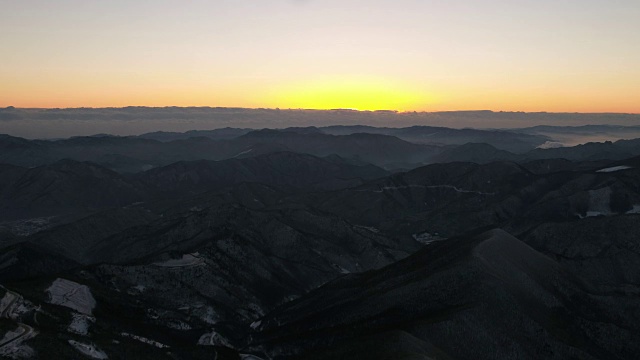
2, 107, 640, 140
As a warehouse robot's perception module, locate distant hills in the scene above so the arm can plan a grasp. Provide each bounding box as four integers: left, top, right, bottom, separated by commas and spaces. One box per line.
138, 125, 548, 153
0, 130, 441, 172
4, 125, 640, 174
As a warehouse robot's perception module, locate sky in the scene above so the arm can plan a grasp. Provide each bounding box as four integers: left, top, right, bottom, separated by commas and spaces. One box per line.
1, 0, 639, 112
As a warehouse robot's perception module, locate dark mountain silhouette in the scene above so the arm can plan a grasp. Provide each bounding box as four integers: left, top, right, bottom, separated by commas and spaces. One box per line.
139, 151, 388, 195
0, 160, 147, 220
0, 131, 440, 171
322, 125, 548, 152
432, 142, 522, 163
0, 152, 388, 221
2, 127, 640, 359
251, 228, 640, 359
138, 127, 252, 142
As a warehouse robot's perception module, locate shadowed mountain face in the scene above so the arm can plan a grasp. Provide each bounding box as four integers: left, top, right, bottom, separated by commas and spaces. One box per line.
138, 151, 389, 195
0, 152, 388, 221
0, 160, 148, 220
0, 199, 421, 359
432, 142, 522, 163
2, 126, 640, 359
0, 130, 441, 172
250, 229, 640, 360
307, 159, 640, 239
235, 130, 441, 167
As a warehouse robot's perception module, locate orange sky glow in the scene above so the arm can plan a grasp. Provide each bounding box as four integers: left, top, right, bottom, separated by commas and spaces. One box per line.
1, 1, 639, 113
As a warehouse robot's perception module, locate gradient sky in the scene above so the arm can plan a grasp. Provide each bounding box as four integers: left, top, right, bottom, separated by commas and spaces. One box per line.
1, 0, 639, 112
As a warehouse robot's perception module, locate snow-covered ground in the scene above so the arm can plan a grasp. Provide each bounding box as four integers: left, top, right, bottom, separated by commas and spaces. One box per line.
330, 263, 351, 274
46, 279, 96, 315
584, 211, 605, 218
197, 330, 232, 347
126, 284, 147, 296
0, 291, 18, 318
200, 306, 219, 325
358, 184, 495, 195
627, 205, 640, 214
250, 320, 261, 330
0, 327, 23, 345
240, 355, 266, 360
413, 232, 446, 245
121, 332, 169, 349
596, 165, 633, 173
355, 225, 380, 233
425, 185, 495, 195
68, 313, 95, 336
153, 253, 204, 268
1, 290, 37, 322
1, 289, 39, 359
0, 324, 37, 359
574, 187, 627, 218
233, 148, 253, 157
0, 216, 55, 237
68, 340, 108, 359
587, 187, 612, 217
166, 319, 192, 331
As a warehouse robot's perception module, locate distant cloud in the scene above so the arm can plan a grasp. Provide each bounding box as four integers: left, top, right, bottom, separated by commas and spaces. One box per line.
2, 108, 640, 139
537, 141, 565, 149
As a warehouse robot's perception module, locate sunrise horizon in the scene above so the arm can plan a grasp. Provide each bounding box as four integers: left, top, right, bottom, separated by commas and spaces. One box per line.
4, 105, 640, 115
2, 1, 639, 117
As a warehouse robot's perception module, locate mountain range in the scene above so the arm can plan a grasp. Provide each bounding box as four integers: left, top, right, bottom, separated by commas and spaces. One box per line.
1, 124, 640, 359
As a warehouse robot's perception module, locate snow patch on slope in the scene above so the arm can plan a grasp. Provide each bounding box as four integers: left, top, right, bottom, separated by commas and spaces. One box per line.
0, 325, 37, 359
153, 253, 204, 268
198, 330, 232, 347
166, 319, 192, 331
626, 205, 640, 214
121, 332, 169, 349
200, 306, 219, 325
46, 278, 96, 315
233, 149, 253, 158
68, 340, 107, 359
587, 187, 612, 217
412, 232, 446, 245
240, 355, 266, 360
359, 184, 495, 195
68, 313, 95, 336
250, 320, 262, 330
597, 165, 633, 173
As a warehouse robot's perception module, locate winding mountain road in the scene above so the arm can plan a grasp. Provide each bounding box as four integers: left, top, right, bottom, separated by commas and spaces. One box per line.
0, 289, 35, 350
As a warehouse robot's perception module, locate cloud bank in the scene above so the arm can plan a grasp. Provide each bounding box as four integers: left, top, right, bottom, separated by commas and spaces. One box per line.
2, 107, 640, 139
